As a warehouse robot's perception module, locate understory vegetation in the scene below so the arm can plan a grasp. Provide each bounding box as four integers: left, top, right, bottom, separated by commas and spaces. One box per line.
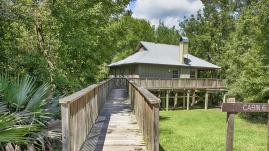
160, 109, 267, 151
0, 74, 60, 150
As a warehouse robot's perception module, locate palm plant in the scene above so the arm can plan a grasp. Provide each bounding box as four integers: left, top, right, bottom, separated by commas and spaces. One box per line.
0, 113, 38, 144
0, 74, 61, 150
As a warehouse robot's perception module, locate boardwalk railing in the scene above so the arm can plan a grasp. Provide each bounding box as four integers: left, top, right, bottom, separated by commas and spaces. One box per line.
129, 78, 226, 90
60, 78, 160, 151
128, 79, 161, 151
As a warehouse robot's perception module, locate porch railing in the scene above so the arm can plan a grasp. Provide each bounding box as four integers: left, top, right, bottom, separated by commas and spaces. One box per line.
129, 78, 226, 90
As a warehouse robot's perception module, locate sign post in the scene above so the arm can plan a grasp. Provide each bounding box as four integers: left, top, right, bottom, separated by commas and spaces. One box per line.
225, 98, 235, 151
222, 98, 269, 151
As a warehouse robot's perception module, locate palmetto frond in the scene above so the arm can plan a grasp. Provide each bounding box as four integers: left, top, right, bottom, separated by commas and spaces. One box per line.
14, 75, 36, 109
26, 83, 50, 112
0, 102, 8, 112
0, 113, 39, 144
0, 74, 60, 150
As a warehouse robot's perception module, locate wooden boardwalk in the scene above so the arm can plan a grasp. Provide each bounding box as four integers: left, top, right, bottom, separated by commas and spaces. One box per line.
80, 89, 146, 151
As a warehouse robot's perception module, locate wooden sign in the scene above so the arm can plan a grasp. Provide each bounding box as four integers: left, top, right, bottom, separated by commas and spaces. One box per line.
222, 99, 269, 151
222, 103, 269, 112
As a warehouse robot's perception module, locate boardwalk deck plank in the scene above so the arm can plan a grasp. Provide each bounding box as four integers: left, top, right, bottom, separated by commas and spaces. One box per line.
80, 89, 146, 151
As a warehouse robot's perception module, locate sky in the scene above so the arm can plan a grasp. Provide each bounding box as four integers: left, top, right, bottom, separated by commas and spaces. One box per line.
127, 0, 204, 28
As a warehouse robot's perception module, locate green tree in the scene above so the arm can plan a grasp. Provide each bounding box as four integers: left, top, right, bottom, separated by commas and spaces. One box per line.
223, 0, 269, 103
155, 22, 180, 45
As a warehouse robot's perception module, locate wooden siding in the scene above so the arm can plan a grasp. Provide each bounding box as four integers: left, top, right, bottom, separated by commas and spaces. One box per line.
111, 64, 197, 79
180, 67, 190, 78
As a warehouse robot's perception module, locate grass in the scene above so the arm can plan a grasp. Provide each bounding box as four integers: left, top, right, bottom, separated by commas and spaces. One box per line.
160, 109, 267, 151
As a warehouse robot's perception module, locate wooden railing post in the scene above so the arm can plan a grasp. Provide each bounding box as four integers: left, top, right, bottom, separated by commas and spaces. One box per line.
152, 104, 159, 151
61, 103, 70, 151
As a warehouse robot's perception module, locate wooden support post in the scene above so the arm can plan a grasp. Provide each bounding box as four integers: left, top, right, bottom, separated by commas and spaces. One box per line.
166, 91, 169, 111
153, 104, 159, 151
61, 104, 70, 151
226, 98, 235, 151
191, 91, 196, 106
223, 93, 227, 103
183, 92, 186, 109
205, 92, 209, 110
187, 91, 190, 110
174, 92, 178, 108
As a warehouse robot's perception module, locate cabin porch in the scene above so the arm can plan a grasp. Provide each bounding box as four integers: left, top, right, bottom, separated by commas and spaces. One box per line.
128, 78, 227, 111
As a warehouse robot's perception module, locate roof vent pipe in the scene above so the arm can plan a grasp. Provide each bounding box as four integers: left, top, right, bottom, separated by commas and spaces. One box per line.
179, 37, 189, 64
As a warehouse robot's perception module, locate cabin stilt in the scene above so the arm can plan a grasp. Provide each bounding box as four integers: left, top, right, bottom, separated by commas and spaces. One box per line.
223, 93, 227, 103
174, 92, 178, 108
191, 91, 196, 106
187, 91, 190, 110
183, 92, 186, 109
166, 91, 169, 111
205, 92, 209, 110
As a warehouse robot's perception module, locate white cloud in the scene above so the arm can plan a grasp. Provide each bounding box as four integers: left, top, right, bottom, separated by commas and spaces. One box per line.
132, 0, 204, 28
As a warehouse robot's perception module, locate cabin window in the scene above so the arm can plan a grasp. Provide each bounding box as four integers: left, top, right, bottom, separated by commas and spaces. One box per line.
190, 70, 196, 78
172, 70, 179, 78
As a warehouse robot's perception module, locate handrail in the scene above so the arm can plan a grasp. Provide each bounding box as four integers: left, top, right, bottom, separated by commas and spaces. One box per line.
128, 79, 160, 151
59, 85, 97, 104
129, 78, 226, 90
129, 80, 160, 105
59, 78, 119, 151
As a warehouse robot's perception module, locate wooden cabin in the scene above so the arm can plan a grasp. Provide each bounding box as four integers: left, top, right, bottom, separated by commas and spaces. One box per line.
108, 37, 220, 79
108, 37, 226, 110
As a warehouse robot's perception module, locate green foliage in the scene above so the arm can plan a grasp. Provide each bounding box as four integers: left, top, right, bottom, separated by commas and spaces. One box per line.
0, 0, 131, 94
223, 1, 269, 103
180, 0, 269, 105
155, 22, 180, 45
0, 75, 50, 112
0, 112, 39, 144
0, 74, 60, 150
0, 0, 180, 95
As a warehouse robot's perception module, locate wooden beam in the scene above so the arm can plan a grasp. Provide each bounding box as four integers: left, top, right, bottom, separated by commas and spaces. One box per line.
174, 92, 178, 108
187, 91, 190, 110
205, 92, 209, 110
226, 98, 235, 151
